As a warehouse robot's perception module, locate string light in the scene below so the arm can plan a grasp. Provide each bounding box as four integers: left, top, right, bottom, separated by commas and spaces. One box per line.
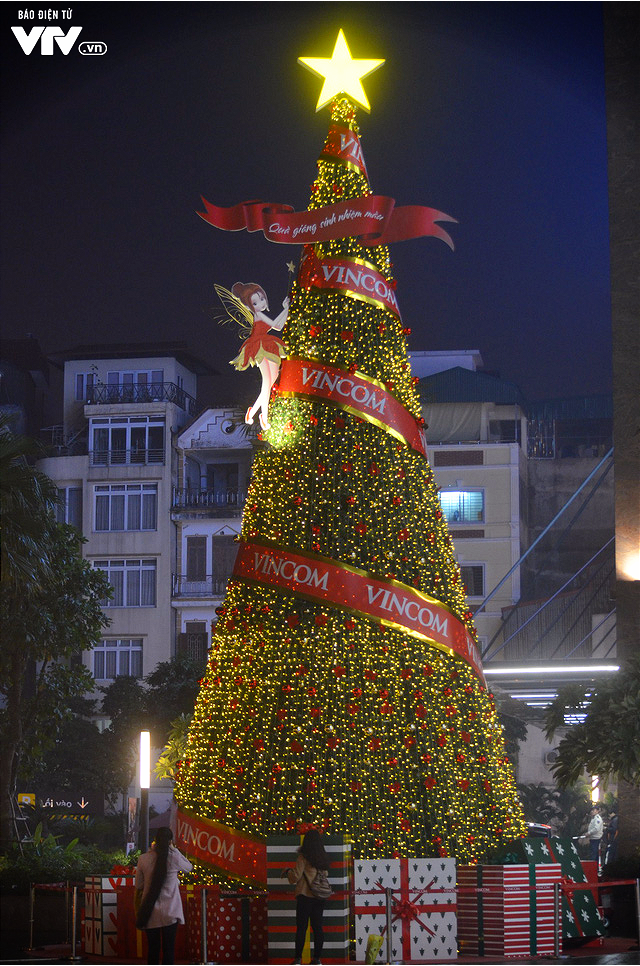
175, 96, 525, 882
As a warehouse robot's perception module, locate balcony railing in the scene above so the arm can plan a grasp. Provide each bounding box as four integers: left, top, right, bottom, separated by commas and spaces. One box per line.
172, 487, 246, 510
86, 382, 197, 415
172, 574, 229, 598
91, 448, 165, 466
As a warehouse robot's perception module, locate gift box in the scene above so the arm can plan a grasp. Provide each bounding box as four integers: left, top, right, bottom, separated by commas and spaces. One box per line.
491, 837, 605, 942
83, 873, 133, 956
354, 858, 458, 962
267, 834, 351, 964
458, 863, 560, 958
185, 887, 268, 963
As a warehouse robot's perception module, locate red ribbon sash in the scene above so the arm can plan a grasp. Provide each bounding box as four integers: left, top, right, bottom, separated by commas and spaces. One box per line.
278, 358, 427, 458
232, 541, 485, 683
175, 808, 266, 886
320, 123, 368, 177
198, 195, 456, 249
304, 256, 401, 319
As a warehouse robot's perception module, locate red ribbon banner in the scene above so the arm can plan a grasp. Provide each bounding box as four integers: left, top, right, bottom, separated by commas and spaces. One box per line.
175, 808, 266, 886
278, 358, 427, 458
303, 256, 401, 319
198, 195, 456, 249
320, 123, 368, 177
232, 540, 485, 684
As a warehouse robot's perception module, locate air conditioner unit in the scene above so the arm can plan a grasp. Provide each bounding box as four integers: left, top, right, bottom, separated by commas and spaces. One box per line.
544, 750, 559, 766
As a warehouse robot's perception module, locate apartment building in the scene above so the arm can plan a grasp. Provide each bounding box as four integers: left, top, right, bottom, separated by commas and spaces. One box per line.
38, 344, 208, 686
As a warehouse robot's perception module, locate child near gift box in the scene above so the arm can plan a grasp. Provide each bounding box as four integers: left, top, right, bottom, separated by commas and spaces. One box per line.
286, 830, 331, 965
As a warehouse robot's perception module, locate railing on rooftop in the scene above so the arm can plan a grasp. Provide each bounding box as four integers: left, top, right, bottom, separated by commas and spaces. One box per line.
86, 382, 197, 415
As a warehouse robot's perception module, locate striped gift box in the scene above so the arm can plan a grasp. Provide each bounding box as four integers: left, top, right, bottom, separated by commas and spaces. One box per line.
266, 835, 351, 964
458, 864, 561, 958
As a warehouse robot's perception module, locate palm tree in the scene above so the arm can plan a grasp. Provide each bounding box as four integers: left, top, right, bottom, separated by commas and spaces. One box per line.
0, 418, 59, 584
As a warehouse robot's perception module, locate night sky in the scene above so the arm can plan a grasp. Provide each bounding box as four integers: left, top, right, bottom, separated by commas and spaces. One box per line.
1, 3, 613, 411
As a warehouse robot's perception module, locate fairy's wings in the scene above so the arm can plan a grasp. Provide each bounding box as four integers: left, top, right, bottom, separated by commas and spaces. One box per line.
214, 284, 254, 337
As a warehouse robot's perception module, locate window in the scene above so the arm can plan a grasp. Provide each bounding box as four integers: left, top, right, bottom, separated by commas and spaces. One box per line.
186, 536, 207, 581
177, 621, 208, 667
94, 638, 143, 679
207, 463, 239, 498
75, 372, 95, 401
90, 416, 165, 465
460, 565, 484, 597
439, 489, 484, 524
94, 558, 157, 607
56, 486, 83, 529
94, 484, 157, 531
106, 369, 164, 402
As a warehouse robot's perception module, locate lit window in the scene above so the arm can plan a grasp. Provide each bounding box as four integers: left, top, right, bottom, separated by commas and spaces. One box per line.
94, 638, 143, 679
94, 559, 157, 607
439, 489, 484, 524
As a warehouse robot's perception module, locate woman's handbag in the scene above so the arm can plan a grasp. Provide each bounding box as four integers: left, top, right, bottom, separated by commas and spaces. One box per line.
304, 868, 332, 899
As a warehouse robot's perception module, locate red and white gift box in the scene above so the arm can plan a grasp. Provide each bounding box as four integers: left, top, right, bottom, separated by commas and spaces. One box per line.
354, 858, 458, 962
458, 863, 561, 959
83, 874, 132, 956
185, 887, 268, 964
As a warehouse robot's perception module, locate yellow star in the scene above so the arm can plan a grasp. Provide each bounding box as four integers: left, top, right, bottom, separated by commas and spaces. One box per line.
298, 29, 385, 113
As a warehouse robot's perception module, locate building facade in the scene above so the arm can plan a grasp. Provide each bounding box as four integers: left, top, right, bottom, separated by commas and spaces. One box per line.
38, 345, 207, 687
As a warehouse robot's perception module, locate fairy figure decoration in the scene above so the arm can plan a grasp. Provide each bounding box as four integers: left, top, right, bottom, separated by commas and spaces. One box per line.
215, 282, 290, 430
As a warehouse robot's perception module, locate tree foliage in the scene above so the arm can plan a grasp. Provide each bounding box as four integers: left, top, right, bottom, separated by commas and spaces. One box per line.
544, 657, 640, 788
155, 713, 193, 782
0, 426, 111, 850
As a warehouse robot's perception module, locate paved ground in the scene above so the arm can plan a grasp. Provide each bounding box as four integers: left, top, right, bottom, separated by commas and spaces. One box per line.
2, 935, 639, 965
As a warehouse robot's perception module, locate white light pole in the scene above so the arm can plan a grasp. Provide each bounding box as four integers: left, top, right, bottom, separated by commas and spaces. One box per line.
139, 730, 150, 852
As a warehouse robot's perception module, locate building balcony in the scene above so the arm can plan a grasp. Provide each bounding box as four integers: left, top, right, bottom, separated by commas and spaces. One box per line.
172, 487, 246, 512
91, 448, 165, 466
86, 382, 197, 415
172, 574, 229, 598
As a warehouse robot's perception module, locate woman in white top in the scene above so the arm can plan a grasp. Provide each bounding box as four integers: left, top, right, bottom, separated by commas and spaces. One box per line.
135, 827, 193, 964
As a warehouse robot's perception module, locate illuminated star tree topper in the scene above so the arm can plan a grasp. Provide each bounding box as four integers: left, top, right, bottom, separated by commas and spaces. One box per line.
298, 28, 385, 112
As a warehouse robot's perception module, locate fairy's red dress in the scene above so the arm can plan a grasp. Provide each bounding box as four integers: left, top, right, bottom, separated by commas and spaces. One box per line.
230, 318, 287, 371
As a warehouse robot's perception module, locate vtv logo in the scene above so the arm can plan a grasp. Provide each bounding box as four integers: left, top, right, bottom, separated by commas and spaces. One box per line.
12, 26, 83, 55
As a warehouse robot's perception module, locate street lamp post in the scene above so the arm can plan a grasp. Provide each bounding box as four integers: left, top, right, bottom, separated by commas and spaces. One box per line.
139, 730, 150, 853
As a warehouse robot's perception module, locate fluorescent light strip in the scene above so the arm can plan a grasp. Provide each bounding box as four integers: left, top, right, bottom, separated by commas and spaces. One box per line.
485, 665, 619, 675
510, 693, 558, 700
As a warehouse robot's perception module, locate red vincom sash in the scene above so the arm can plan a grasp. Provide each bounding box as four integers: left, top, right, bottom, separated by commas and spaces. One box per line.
175, 808, 266, 886
319, 123, 368, 177
278, 358, 427, 458
232, 540, 485, 684
309, 256, 401, 318
198, 195, 456, 249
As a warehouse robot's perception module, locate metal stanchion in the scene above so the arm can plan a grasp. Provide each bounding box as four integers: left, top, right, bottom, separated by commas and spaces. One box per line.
554, 881, 561, 959
27, 883, 35, 951
65, 879, 71, 944
385, 887, 392, 964
69, 885, 80, 962
200, 887, 208, 965
635, 878, 640, 951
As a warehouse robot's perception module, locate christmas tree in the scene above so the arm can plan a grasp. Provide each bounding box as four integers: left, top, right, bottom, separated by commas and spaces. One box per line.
175, 32, 525, 878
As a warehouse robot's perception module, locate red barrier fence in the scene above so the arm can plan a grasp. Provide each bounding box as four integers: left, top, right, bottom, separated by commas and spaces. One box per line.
23, 876, 640, 964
